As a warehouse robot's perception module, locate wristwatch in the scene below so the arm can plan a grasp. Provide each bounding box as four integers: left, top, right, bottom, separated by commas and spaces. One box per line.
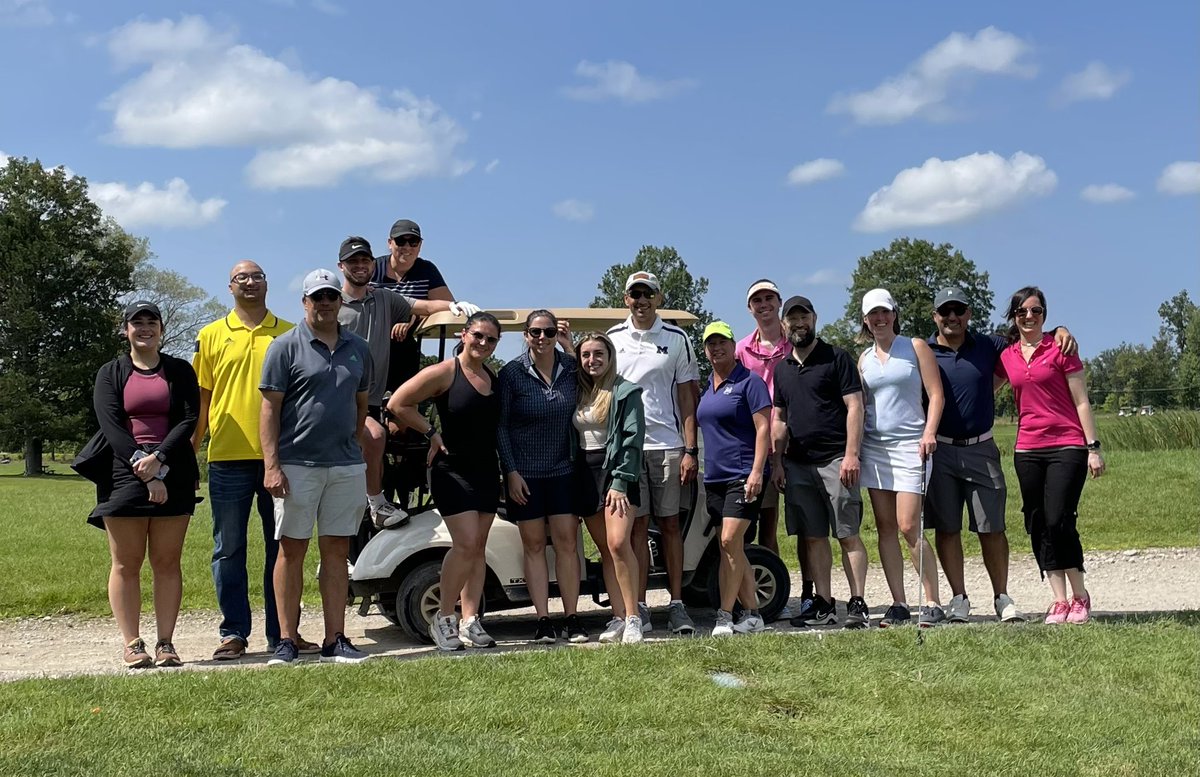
423, 426, 438, 441
1086, 440, 1102, 451
153, 450, 167, 464
684, 447, 699, 457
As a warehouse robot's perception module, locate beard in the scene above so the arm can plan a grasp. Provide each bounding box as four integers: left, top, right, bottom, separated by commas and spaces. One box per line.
788, 326, 815, 349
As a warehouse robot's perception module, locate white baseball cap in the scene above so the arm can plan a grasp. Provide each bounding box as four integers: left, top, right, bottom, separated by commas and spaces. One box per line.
861, 288, 898, 315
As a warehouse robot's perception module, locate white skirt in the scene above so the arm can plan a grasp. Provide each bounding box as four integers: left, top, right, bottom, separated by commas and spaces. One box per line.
860, 437, 928, 494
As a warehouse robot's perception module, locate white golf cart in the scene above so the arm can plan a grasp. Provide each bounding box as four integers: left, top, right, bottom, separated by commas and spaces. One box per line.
349, 308, 791, 644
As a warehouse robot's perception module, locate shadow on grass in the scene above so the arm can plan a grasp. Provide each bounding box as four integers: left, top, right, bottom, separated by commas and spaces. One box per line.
1094, 609, 1200, 626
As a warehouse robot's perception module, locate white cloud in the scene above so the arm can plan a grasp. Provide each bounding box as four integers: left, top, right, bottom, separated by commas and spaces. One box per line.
792, 269, 845, 287
1080, 184, 1135, 204
1157, 161, 1200, 195
787, 158, 845, 186
552, 198, 595, 222
484, 159, 500, 174
855, 151, 1056, 232
828, 26, 1035, 125
90, 178, 227, 228
103, 15, 471, 189
0, 0, 54, 26
563, 60, 696, 104
1059, 61, 1130, 103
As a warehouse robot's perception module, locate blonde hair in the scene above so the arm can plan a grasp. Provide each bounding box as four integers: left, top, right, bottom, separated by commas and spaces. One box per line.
575, 333, 617, 424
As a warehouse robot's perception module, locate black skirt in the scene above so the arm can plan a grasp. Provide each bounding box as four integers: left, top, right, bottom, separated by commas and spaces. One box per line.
88, 455, 198, 529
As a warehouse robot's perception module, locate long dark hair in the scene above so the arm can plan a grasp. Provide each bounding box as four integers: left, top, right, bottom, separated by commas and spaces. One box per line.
1004, 286, 1047, 343
453, 310, 501, 355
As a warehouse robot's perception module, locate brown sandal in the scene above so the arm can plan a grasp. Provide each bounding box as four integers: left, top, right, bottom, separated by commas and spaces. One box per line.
212, 636, 247, 661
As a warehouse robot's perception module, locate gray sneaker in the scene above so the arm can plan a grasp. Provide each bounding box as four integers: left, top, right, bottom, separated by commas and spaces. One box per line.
598, 617, 625, 644
994, 594, 1027, 623
712, 610, 735, 637
946, 594, 971, 623
918, 605, 946, 628
458, 615, 495, 648
638, 603, 652, 633
370, 500, 409, 530
733, 613, 770, 634
667, 601, 696, 635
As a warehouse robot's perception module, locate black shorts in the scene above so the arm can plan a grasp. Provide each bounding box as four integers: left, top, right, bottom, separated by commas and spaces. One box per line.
504, 472, 575, 522
705, 479, 764, 523
575, 449, 641, 517
430, 454, 500, 517
88, 456, 198, 529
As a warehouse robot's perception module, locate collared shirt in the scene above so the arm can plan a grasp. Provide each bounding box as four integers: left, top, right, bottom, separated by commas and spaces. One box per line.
998, 334, 1085, 450
927, 331, 1006, 440
497, 350, 577, 478
772, 339, 862, 465
607, 315, 699, 450
193, 310, 294, 462
337, 287, 414, 405
260, 321, 371, 467
697, 361, 772, 483
735, 328, 788, 399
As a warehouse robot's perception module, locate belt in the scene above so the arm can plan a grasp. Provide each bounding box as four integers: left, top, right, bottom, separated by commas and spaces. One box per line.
935, 431, 994, 447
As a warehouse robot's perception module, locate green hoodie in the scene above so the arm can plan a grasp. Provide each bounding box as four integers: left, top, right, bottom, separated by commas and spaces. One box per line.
600, 377, 645, 493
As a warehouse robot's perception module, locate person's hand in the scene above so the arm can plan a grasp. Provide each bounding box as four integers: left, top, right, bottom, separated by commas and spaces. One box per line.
391, 321, 413, 342
605, 489, 629, 520
771, 461, 786, 492
557, 319, 573, 351
919, 434, 938, 461
839, 453, 860, 488
449, 300, 480, 318
264, 465, 289, 498
507, 471, 530, 505
426, 431, 448, 468
744, 471, 763, 503
1054, 328, 1078, 357
132, 454, 161, 482
386, 418, 404, 437
146, 479, 167, 504
680, 451, 698, 484
1088, 451, 1105, 478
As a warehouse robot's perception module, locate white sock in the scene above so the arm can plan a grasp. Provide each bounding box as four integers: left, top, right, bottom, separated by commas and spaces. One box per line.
367, 492, 386, 508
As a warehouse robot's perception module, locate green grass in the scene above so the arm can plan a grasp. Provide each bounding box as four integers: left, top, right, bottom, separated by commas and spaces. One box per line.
0, 619, 1197, 776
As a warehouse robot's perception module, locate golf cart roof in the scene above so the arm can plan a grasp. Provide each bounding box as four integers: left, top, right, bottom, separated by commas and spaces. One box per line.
418, 308, 699, 337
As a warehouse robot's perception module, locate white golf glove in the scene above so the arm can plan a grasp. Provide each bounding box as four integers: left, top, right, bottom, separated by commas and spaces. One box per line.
449, 300, 480, 317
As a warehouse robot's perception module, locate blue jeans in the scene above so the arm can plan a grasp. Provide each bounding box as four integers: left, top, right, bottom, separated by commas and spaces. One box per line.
209, 460, 280, 645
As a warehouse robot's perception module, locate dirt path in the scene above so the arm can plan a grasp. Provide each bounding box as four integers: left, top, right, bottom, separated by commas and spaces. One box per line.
2, 547, 1196, 683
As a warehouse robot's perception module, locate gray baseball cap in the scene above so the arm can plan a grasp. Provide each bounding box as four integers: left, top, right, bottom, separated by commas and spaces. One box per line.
302, 268, 341, 297
389, 219, 422, 239
934, 287, 969, 309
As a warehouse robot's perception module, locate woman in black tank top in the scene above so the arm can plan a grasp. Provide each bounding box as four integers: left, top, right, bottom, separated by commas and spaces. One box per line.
386, 312, 502, 652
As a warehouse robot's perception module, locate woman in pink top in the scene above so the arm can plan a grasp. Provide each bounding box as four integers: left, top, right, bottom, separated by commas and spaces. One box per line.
997, 287, 1105, 625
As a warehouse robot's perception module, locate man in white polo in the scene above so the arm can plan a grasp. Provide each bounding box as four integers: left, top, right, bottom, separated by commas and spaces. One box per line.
607, 270, 700, 634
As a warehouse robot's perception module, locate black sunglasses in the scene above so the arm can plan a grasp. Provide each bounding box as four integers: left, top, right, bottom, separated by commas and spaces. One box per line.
1015, 306, 1045, 318
231, 271, 266, 284
937, 303, 967, 316
627, 289, 655, 300
308, 290, 340, 302
392, 236, 421, 247
467, 330, 499, 345
526, 327, 557, 338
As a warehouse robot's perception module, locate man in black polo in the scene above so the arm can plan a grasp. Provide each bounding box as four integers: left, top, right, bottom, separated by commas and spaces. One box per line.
770, 296, 871, 629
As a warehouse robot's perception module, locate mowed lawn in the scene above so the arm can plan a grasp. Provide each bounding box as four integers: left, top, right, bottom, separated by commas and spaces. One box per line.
1, 425, 1197, 618
1, 620, 1197, 777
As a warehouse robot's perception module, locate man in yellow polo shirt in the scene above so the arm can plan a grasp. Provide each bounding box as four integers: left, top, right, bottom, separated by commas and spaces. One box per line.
192, 261, 317, 660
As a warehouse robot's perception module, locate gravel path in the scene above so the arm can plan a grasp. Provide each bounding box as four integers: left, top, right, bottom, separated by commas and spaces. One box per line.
2, 546, 1196, 682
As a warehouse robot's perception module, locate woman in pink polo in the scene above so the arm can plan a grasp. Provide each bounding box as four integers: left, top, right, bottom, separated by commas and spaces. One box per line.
998, 286, 1105, 625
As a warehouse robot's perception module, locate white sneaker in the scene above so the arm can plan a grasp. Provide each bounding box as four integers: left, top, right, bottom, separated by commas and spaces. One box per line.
994, 593, 1027, 623
598, 617, 625, 644
370, 500, 409, 530
733, 613, 770, 634
622, 616, 644, 644
637, 603, 652, 633
458, 615, 495, 648
947, 594, 971, 623
430, 613, 464, 651
712, 610, 735, 637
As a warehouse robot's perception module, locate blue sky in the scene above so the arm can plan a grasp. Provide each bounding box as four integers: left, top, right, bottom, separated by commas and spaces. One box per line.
2, 1, 1197, 359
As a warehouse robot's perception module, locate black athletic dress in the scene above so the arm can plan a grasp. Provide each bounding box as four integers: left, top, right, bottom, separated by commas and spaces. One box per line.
430, 360, 501, 516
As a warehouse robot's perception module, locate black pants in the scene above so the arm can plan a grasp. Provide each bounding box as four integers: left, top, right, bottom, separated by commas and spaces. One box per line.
1013, 448, 1088, 575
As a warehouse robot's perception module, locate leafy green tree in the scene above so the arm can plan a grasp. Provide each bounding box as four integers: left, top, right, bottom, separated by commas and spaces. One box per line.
127, 238, 226, 357
591, 245, 713, 372
1087, 340, 1176, 410
822, 238, 995, 346
0, 158, 137, 475
1157, 289, 1195, 355
1175, 311, 1200, 408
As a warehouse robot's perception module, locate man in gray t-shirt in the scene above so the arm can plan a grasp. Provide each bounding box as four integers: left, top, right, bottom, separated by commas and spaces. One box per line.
336, 236, 479, 529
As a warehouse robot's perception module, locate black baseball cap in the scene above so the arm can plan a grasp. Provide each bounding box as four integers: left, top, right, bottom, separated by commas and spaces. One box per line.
123, 300, 161, 323
782, 295, 814, 316
339, 236, 373, 263
389, 219, 422, 239
934, 287, 969, 310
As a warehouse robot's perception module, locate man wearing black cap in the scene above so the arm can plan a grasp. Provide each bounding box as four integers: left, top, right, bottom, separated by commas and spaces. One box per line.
338, 236, 478, 529
770, 295, 871, 629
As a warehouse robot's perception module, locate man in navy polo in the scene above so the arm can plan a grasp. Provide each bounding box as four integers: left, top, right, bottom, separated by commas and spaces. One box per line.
926, 287, 1075, 623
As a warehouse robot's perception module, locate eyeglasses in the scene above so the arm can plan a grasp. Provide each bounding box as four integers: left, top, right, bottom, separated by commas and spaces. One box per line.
937, 304, 967, 317
308, 290, 340, 302
231, 272, 266, 284
526, 327, 557, 338
467, 330, 499, 345
627, 289, 655, 300
1015, 306, 1045, 318
392, 236, 421, 247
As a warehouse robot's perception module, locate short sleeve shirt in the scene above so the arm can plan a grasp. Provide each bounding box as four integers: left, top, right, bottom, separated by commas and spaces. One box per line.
735, 329, 788, 399
336, 288, 414, 405
998, 334, 1085, 450
370, 256, 447, 298
927, 332, 1006, 440
193, 310, 294, 462
260, 321, 371, 467
607, 316, 700, 451
696, 362, 772, 482
772, 339, 863, 465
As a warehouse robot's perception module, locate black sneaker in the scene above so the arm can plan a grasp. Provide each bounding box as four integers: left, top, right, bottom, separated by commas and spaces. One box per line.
845, 597, 870, 629
564, 614, 589, 644
879, 603, 912, 628
267, 638, 298, 665
804, 595, 837, 626
533, 617, 557, 644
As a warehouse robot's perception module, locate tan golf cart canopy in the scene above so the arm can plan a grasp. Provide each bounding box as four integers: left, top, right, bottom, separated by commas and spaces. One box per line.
417, 308, 699, 337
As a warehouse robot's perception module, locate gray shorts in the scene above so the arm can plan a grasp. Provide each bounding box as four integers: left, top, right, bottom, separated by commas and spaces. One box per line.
759, 477, 780, 514
783, 458, 863, 539
925, 439, 1007, 534
635, 448, 683, 520
273, 463, 367, 540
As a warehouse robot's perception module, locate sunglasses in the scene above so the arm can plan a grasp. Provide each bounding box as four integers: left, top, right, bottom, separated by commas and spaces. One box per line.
627, 289, 655, 300
392, 236, 422, 247
526, 327, 557, 338
467, 330, 499, 345
1015, 306, 1045, 318
308, 290, 340, 302
937, 303, 967, 316
231, 271, 266, 284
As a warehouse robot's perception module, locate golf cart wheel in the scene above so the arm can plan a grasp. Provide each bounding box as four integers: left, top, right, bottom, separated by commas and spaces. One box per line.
395, 560, 442, 644
705, 545, 791, 622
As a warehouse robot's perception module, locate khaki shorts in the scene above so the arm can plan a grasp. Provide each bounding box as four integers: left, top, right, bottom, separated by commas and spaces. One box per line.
273, 463, 367, 540
783, 458, 863, 539
635, 448, 683, 520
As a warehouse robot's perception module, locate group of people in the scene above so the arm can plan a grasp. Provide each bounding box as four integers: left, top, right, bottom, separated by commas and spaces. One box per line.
78, 217, 1107, 667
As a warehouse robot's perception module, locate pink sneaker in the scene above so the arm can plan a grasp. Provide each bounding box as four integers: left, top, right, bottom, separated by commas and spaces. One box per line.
1044, 600, 1070, 625
1067, 594, 1091, 624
